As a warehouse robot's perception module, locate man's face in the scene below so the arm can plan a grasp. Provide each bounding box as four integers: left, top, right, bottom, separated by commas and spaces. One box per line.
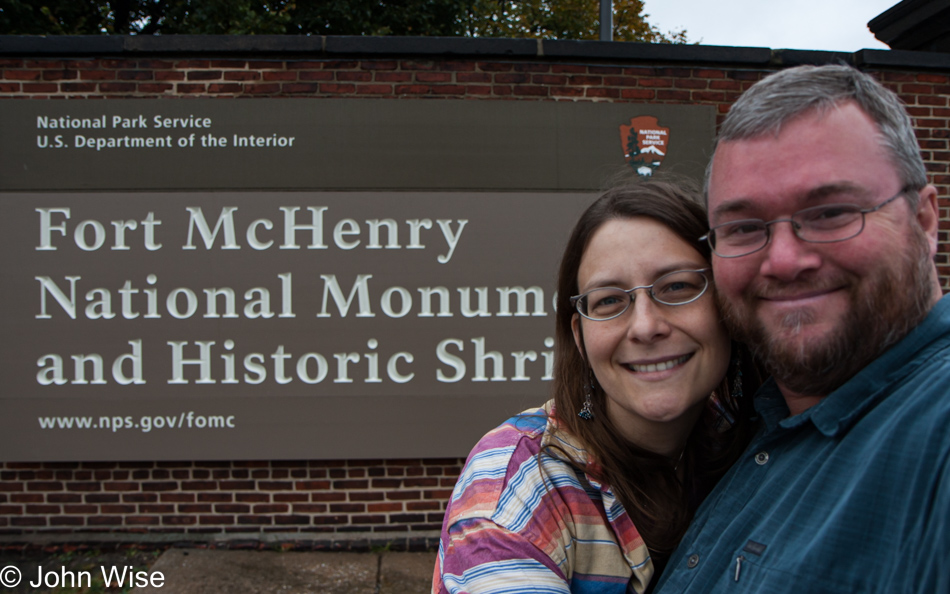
707, 102, 938, 399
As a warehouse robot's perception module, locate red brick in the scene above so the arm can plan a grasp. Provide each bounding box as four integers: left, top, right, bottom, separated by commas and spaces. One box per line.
292, 503, 328, 513
101, 504, 135, 514
188, 70, 223, 81
275, 515, 310, 525
198, 515, 234, 525
5, 70, 41, 80
386, 491, 421, 501
123, 494, 158, 503
160, 493, 194, 503
162, 515, 197, 525
235, 493, 269, 503
25, 504, 59, 514
0, 83, 21, 92
429, 85, 466, 95
400, 60, 437, 71
87, 516, 122, 525
319, 83, 355, 94
80, 70, 115, 81
176, 83, 207, 93
138, 60, 174, 69
355, 85, 392, 95
323, 61, 360, 70
567, 75, 602, 86
585, 88, 619, 98
141, 482, 177, 492
210, 60, 248, 69
119, 70, 153, 80
349, 492, 384, 501
466, 85, 492, 95
514, 86, 549, 97
12, 517, 47, 526
494, 73, 529, 84
50, 517, 84, 526
84, 494, 119, 503
66, 482, 100, 492
312, 515, 347, 525
175, 60, 211, 69
208, 83, 244, 93
919, 96, 949, 107
26, 481, 62, 491
126, 515, 159, 525
224, 71, 259, 81
693, 91, 727, 102
47, 494, 82, 503
403, 478, 438, 488
23, 83, 58, 93
138, 83, 173, 94
286, 60, 324, 70
244, 83, 280, 94
550, 86, 585, 97
139, 504, 174, 514
43, 70, 77, 81
296, 480, 331, 490
310, 492, 346, 502
375, 72, 412, 83
657, 89, 691, 101
552, 64, 586, 74
329, 503, 365, 513
179, 503, 213, 513
214, 504, 250, 513
274, 493, 308, 503
252, 504, 288, 513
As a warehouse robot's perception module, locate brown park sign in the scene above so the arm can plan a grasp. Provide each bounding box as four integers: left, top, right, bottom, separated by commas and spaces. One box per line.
0, 99, 714, 461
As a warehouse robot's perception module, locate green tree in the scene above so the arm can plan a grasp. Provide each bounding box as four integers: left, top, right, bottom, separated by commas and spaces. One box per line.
0, 0, 686, 42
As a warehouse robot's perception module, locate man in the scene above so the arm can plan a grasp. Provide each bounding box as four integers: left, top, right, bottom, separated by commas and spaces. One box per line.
656, 64, 948, 593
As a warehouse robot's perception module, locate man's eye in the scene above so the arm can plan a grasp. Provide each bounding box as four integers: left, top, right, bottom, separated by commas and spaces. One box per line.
719, 221, 764, 238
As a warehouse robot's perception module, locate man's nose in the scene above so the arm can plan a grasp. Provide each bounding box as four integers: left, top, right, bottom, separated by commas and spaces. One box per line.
758, 221, 822, 281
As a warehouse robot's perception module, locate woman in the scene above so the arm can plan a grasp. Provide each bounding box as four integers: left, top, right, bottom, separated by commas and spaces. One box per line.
432, 180, 757, 594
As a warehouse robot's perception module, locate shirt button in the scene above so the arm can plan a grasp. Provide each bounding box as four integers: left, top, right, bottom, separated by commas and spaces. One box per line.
686, 554, 700, 568
755, 451, 770, 465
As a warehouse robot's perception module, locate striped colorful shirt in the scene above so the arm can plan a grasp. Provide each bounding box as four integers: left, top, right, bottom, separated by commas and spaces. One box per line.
433, 401, 652, 594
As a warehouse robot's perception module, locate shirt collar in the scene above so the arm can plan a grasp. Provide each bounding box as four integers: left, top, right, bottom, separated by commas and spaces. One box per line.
756, 293, 950, 437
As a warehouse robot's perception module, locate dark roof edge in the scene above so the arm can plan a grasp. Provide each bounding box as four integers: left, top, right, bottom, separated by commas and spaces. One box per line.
1, 35, 948, 70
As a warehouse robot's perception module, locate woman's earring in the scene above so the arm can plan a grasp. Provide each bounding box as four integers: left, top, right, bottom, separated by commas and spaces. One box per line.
578, 371, 595, 420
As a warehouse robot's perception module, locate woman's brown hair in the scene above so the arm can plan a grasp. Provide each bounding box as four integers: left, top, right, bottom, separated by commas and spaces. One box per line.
549, 177, 758, 560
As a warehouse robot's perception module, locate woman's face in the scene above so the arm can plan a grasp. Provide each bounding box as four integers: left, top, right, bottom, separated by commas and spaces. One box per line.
571, 217, 731, 453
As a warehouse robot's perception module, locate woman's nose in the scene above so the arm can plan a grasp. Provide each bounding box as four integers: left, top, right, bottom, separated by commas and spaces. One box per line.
624, 292, 672, 343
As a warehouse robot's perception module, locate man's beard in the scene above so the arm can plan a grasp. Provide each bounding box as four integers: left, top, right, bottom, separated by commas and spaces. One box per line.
719, 228, 935, 397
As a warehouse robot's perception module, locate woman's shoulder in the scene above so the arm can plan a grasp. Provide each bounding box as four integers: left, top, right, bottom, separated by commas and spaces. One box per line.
447, 401, 572, 521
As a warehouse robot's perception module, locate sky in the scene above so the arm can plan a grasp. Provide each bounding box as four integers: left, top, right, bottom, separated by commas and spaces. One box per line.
643, 0, 899, 52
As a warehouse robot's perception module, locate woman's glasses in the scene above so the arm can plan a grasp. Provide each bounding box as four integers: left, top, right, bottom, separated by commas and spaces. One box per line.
571, 269, 710, 321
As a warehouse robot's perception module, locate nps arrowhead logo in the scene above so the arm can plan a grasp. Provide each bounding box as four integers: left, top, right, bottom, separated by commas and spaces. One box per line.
619, 116, 669, 176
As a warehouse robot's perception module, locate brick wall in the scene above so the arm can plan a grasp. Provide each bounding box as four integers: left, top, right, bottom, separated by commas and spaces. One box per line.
1, 459, 458, 547
1, 37, 948, 545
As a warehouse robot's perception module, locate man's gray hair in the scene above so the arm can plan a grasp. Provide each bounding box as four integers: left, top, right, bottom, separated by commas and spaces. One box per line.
708, 64, 928, 205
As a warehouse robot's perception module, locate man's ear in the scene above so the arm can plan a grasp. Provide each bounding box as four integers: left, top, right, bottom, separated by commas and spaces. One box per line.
571, 313, 586, 361
915, 185, 940, 258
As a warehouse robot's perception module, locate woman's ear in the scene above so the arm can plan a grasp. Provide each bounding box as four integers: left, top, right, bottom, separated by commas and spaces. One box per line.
571, 312, 586, 361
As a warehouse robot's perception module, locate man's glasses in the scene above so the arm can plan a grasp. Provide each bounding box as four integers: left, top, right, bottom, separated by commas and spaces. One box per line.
571, 269, 709, 322
701, 187, 910, 258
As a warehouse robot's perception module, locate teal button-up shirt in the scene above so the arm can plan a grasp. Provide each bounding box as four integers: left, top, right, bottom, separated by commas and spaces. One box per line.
656, 294, 950, 594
